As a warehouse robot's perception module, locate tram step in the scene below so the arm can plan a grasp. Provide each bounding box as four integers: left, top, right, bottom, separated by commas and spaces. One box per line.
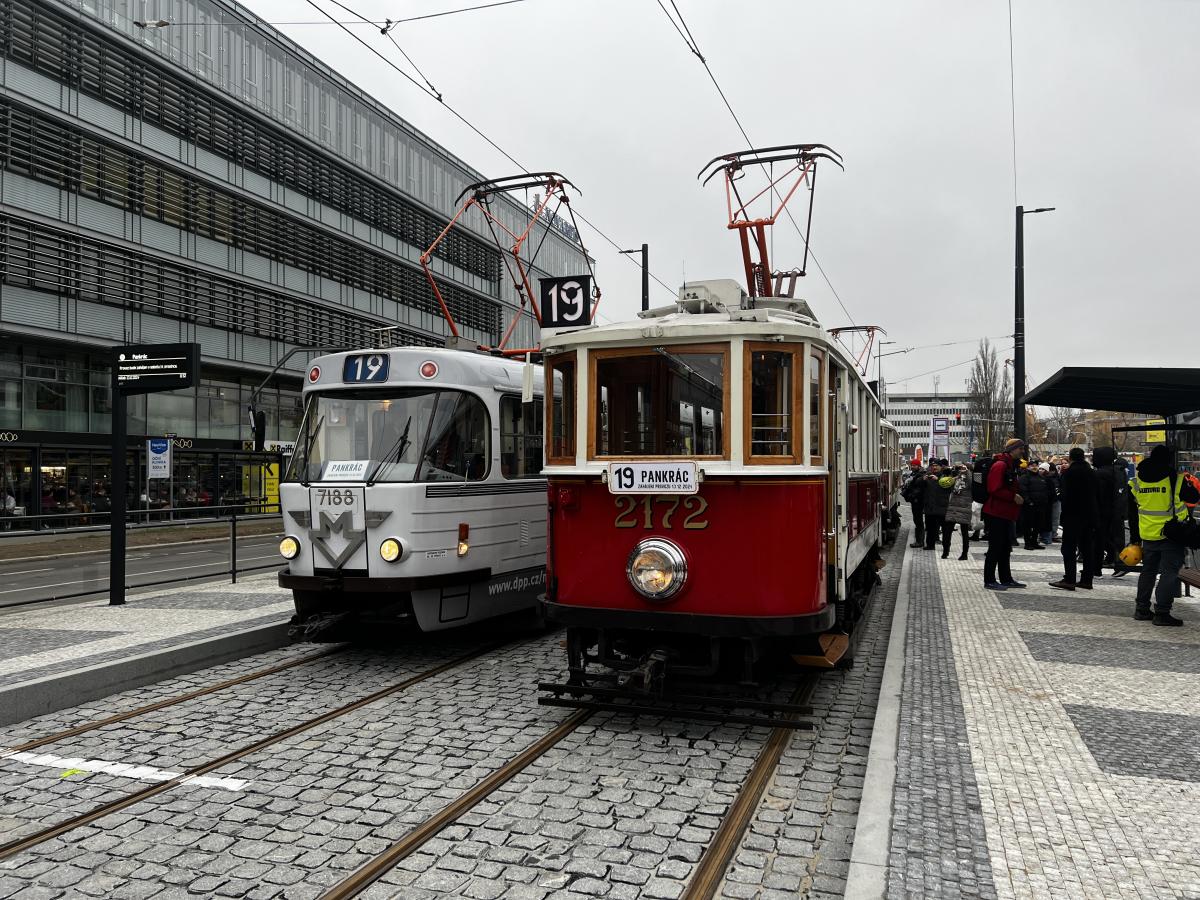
791, 633, 849, 669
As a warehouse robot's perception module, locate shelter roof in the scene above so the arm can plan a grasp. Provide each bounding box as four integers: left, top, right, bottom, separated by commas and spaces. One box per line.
1023, 368, 1200, 417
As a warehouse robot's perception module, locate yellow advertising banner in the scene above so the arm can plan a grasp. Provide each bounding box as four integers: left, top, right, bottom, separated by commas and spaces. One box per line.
1145, 418, 1166, 444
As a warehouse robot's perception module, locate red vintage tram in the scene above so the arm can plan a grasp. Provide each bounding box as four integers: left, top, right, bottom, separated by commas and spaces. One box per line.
539, 145, 894, 692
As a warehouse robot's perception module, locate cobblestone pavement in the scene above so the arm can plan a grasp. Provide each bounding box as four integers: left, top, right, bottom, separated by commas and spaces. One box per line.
889, 520, 1200, 899
714, 526, 905, 900
0, 550, 906, 898
0, 575, 294, 689
0, 632, 575, 898
0, 637, 482, 842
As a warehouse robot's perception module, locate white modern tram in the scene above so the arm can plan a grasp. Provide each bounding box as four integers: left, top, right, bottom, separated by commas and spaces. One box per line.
278, 347, 548, 634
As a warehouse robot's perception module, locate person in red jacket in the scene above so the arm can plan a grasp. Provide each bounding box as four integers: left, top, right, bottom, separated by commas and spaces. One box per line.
982, 437, 1027, 590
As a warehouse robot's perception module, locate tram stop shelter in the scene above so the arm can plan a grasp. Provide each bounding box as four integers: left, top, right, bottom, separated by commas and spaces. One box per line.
1023, 367, 1200, 417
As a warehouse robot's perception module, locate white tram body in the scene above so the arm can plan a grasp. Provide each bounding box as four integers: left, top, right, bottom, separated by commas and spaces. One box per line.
278, 347, 547, 632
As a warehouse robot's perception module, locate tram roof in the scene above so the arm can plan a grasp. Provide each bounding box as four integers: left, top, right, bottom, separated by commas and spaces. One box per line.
303, 346, 538, 394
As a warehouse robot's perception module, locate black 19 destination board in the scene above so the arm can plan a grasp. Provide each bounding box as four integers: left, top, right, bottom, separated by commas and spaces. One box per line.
539, 275, 592, 329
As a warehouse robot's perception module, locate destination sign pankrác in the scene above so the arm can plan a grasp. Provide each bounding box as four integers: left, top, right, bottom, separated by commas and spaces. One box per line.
114, 343, 200, 395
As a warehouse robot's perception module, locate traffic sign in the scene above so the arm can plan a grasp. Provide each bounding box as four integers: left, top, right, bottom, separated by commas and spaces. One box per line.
115, 343, 199, 395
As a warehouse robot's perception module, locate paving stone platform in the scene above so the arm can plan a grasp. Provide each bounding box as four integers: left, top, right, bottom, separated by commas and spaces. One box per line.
0, 574, 296, 725
864, 512, 1200, 899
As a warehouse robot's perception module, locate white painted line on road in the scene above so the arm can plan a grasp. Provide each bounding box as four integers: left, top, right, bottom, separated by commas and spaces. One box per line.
2, 750, 248, 791
0, 568, 53, 576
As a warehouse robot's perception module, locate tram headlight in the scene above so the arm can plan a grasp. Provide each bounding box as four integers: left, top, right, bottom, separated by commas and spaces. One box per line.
379, 538, 403, 563
278, 536, 300, 560
626, 538, 687, 600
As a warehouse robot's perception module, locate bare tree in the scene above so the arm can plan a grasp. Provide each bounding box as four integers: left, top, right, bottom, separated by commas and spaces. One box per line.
966, 338, 1012, 453
1041, 406, 1084, 444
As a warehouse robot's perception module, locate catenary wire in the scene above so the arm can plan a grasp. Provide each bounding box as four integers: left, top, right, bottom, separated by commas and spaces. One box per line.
655, 1, 857, 326
384, 31, 441, 99
896, 347, 1015, 383
149, 1, 529, 27
305, 0, 678, 308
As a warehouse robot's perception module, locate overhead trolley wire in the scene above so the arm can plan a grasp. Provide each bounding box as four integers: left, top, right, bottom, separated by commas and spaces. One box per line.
654, 1, 857, 327
154, 3, 532, 27
305, 0, 678, 307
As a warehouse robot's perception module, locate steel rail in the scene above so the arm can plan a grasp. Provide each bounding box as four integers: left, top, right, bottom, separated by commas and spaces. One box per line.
320, 707, 593, 899
0, 639, 514, 861
2, 645, 348, 755
679, 677, 820, 900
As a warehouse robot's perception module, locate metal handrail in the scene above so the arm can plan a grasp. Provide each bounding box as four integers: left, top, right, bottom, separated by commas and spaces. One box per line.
0, 504, 285, 608
0, 503, 282, 537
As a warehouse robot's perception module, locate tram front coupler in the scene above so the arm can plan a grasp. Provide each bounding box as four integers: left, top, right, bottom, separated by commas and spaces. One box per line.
616, 650, 670, 694
288, 611, 351, 641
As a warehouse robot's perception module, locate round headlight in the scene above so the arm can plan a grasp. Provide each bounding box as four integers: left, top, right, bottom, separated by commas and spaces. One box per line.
626, 538, 687, 600
379, 538, 403, 563
279, 536, 300, 560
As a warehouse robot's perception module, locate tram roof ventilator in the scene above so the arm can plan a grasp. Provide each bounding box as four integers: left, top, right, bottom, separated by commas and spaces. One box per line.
637, 278, 820, 328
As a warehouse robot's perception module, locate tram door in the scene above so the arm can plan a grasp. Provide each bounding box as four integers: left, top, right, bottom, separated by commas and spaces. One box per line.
828, 360, 849, 602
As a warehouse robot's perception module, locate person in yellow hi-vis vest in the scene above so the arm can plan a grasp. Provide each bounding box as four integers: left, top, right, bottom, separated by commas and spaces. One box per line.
1128, 445, 1200, 626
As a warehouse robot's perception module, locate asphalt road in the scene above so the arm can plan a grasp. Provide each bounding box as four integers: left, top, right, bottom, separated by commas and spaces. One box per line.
0, 535, 284, 609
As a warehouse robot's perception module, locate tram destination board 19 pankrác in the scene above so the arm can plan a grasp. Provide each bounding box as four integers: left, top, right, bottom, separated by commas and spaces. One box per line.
114, 343, 200, 395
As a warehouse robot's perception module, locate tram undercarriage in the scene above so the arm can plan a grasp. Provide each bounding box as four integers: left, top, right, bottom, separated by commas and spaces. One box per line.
538, 547, 883, 726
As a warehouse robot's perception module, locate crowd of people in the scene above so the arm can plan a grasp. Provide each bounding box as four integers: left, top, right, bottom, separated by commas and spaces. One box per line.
901, 440, 1199, 626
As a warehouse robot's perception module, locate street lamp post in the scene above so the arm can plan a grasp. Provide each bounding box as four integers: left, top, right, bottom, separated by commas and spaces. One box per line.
1014, 204, 1055, 442
619, 244, 649, 313
877, 340, 896, 406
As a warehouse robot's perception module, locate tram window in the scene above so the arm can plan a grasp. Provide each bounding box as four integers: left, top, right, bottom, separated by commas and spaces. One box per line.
746, 345, 798, 461
546, 353, 576, 464
285, 389, 488, 482
592, 345, 726, 458
809, 348, 825, 464
500, 395, 545, 479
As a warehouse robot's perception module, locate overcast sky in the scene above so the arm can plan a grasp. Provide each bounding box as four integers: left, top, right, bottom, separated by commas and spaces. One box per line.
246, 0, 1199, 396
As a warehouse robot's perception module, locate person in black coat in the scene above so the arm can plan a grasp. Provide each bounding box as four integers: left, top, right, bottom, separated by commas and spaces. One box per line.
922, 460, 954, 550
902, 461, 926, 547
1018, 464, 1051, 549
1091, 446, 1124, 572
1050, 447, 1100, 590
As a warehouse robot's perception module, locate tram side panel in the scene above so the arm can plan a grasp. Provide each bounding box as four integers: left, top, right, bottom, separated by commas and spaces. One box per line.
545, 477, 832, 632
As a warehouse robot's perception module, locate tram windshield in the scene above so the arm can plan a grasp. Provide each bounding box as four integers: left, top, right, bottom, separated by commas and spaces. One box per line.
284, 388, 489, 483
593, 345, 725, 457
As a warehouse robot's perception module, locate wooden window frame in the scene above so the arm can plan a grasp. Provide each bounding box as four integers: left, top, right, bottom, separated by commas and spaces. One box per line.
808, 346, 826, 466
545, 350, 577, 465
743, 341, 802, 465
588, 343, 730, 461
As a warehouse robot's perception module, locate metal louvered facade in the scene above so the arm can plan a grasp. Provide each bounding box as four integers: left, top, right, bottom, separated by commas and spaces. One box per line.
0, 0, 587, 516
0, 0, 588, 469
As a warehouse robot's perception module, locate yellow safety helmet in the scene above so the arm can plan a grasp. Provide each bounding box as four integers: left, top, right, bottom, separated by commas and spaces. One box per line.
1119, 544, 1143, 567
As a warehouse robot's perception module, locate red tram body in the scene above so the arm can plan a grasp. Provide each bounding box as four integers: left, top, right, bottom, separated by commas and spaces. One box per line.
540, 279, 893, 681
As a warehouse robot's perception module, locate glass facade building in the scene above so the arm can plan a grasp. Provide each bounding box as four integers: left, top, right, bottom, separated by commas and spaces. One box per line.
0, 0, 588, 523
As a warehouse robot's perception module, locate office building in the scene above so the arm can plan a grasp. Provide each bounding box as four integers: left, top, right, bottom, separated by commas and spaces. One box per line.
884, 392, 976, 461
0, 0, 587, 522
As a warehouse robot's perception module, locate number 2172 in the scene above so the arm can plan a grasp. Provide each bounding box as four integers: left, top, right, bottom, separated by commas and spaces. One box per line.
614, 495, 709, 530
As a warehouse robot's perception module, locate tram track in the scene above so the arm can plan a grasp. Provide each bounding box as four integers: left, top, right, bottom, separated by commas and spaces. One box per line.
0, 637, 520, 862
321, 706, 594, 900
681, 676, 821, 900
2, 644, 347, 755
317, 673, 821, 899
